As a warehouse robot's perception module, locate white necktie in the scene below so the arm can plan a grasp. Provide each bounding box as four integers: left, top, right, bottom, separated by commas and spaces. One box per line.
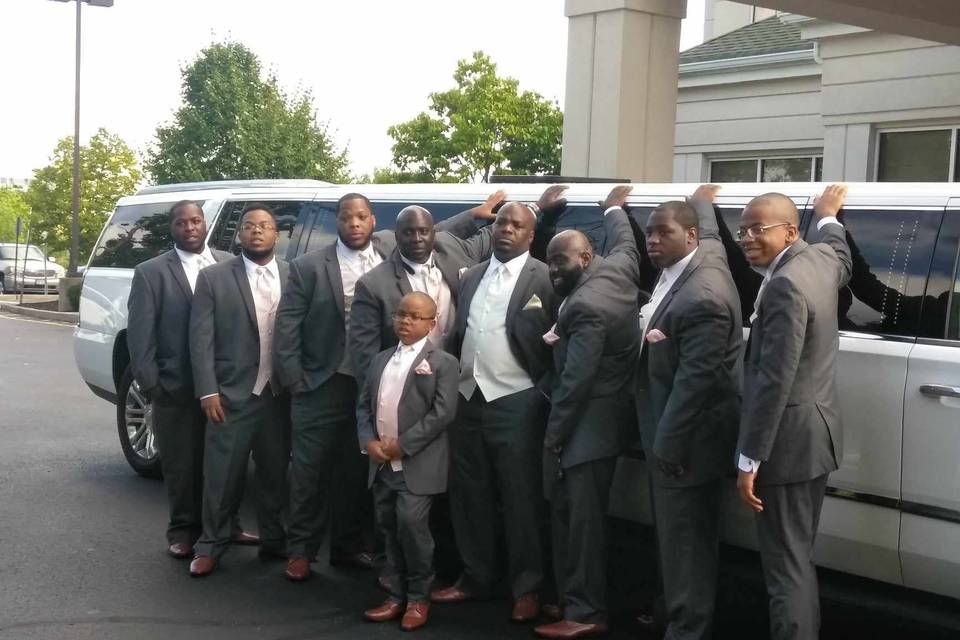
255, 266, 276, 310
488, 264, 506, 297
359, 251, 374, 275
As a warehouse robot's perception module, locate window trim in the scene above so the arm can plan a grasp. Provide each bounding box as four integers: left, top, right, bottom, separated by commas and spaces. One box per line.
874, 125, 959, 183
709, 153, 824, 183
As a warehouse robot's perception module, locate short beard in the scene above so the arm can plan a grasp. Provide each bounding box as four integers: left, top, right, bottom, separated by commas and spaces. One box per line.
242, 246, 274, 262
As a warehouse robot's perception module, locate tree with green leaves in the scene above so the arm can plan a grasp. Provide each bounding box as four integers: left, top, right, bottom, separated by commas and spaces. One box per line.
386, 51, 563, 183
147, 41, 350, 184
0, 187, 30, 242
24, 129, 142, 261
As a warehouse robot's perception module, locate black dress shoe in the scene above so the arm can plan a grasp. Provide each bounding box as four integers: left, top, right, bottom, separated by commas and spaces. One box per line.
330, 550, 375, 570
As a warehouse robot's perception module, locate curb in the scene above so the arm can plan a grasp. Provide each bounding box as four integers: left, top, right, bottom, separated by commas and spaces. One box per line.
0, 301, 78, 324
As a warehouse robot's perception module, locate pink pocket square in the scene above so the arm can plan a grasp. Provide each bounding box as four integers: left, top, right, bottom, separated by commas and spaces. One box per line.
542, 324, 560, 345
414, 360, 432, 375
646, 329, 667, 343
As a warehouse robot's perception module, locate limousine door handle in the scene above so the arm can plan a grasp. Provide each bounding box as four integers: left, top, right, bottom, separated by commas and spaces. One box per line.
919, 384, 960, 398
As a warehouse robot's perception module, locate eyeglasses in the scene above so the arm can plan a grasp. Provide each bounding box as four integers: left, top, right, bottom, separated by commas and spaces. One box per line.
240, 222, 277, 232
736, 222, 791, 241
391, 311, 436, 322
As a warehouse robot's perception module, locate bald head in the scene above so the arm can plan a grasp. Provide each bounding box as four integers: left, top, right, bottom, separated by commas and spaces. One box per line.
395, 205, 436, 264
492, 202, 538, 262
747, 192, 799, 226
740, 191, 801, 268
546, 230, 594, 297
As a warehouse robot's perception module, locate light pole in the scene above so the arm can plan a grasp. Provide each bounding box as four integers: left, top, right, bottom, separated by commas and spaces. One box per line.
51, 0, 114, 277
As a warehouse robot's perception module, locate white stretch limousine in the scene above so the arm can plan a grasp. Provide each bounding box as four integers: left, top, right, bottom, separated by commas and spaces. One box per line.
74, 179, 960, 602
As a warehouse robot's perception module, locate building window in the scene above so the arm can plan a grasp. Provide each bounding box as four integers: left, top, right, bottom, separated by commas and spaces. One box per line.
877, 128, 958, 182
709, 155, 822, 183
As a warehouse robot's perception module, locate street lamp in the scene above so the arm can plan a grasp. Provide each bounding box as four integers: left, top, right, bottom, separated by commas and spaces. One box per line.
50, 0, 114, 277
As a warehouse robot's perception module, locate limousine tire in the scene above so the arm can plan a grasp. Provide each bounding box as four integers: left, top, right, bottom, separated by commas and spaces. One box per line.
117, 366, 162, 478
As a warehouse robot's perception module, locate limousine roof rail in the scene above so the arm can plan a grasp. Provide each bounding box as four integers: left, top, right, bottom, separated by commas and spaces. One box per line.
490, 175, 629, 184
135, 179, 334, 195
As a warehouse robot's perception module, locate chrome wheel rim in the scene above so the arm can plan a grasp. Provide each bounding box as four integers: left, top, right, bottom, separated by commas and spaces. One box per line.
125, 381, 157, 461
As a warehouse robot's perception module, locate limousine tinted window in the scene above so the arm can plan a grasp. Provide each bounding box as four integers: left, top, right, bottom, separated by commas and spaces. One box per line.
210, 200, 310, 260
88, 201, 204, 268
823, 209, 941, 337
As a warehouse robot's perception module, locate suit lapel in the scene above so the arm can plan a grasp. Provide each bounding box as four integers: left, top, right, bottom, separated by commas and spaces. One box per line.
166, 250, 193, 300
324, 244, 346, 320
232, 258, 258, 331
400, 340, 434, 401
392, 254, 414, 298
277, 259, 289, 294
773, 239, 807, 275
647, 250, 704, 331
456, 262, 486, 337
434, 253, 460, 301
506, 257, 536, 322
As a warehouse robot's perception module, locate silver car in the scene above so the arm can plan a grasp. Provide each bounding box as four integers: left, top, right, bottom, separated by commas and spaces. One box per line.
0, 243, 65, 293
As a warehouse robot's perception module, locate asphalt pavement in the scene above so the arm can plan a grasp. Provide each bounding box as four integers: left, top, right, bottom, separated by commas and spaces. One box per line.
0, 312, 956, 640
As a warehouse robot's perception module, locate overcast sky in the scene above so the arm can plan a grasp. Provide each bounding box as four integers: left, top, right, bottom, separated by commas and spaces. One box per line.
0, 0, 706, 181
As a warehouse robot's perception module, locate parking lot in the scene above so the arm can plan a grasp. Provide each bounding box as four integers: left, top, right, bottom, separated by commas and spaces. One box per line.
0, 312, 957, 640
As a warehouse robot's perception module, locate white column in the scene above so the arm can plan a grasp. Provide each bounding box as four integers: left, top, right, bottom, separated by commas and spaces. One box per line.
561, 0, 687, 182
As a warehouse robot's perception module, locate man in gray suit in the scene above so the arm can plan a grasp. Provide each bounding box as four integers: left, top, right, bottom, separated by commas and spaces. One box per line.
430, 200, 559, 622
534, 187, 640, 640
127, 200, 255, 558
274, 192, 502, 581
736, 185, 852, 640
357, 293, 460, 632
188, 204, 291, 577
634, 185, 742, 640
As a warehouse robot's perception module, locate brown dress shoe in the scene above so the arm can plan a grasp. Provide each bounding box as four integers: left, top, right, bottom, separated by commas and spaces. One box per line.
364, 599, 405, 622
533, 619, 609, 638
542, 604, 563, 621
232, 531, 260, 545
429, 585, 474, 604
511, 593, 540, 622
400, 602, 430, 631
189, 555, 217, 578
285, 557, 311, 582
167, 542, 193, 559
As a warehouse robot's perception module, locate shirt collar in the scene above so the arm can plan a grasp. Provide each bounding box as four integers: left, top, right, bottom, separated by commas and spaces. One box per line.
489, 251, 529, 278
241, 254, 279, 279
336, 237, 376, 263
395, 335, 429, 357
662, 246, 698, 283
400, 252, 436, 273
175, 245, 214, 265
765, 244, 792, 278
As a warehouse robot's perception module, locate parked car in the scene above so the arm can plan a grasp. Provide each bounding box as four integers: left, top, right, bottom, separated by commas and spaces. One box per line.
73, 178, 960, 603
0, 243, 65, 293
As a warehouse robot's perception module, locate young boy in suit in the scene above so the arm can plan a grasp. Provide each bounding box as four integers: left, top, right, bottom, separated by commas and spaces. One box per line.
357, 292, 460, 631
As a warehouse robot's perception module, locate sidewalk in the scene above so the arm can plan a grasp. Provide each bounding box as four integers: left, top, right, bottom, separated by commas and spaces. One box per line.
0, 296, 78, 324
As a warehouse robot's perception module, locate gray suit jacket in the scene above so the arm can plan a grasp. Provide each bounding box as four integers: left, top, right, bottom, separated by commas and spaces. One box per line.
447, 254, 558, 391
545, 208, 640, 469
349, 221, 494, 390
738, 222, 852, 486
189, 255, 290, 407
127, 247, 232, 401
636, 200, 743, 488
356, 340, 460, 495
273, 231, 396, 393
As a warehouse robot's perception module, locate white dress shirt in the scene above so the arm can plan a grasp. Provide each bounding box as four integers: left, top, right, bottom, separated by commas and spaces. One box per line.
175, 245, 216, 293
337, 238, 382, 375
242, 254, 281, 396
459, 252, 533, 402
375, 336, 429, 471
638, 248, 698, 357
738, 216, 842, 473
401, 252, 453, 346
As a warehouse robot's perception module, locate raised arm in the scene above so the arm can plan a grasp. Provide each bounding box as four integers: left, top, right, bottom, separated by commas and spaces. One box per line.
126, 266, 160, 397
433, 190, 504, 238
688, 184, 724, 256
812, 184, 852, 288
